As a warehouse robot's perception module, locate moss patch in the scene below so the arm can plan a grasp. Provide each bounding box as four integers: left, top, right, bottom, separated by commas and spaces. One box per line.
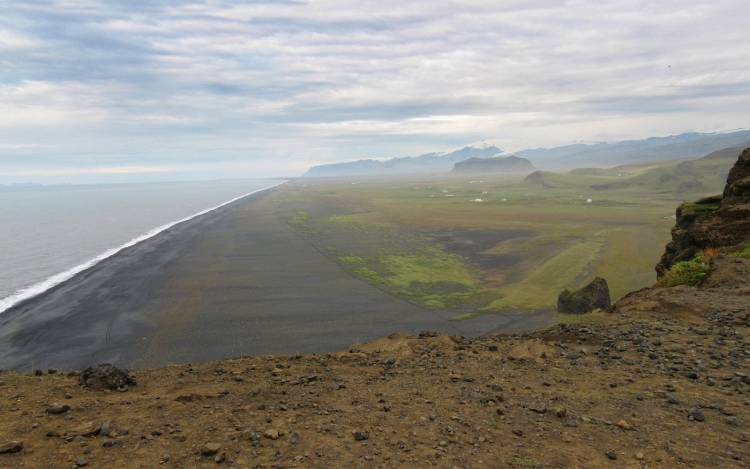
338, 248, 486, 309
730, 244, 750, 259
658, 254, 710, 287
679, 201, 720, 216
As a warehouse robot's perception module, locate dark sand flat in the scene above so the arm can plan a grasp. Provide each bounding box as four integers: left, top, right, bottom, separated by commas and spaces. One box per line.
0, 187, 554, 370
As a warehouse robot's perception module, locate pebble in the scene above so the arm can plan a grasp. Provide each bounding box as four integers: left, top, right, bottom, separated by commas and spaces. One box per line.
70, 422, 101, 437
688, 408, 705, 422
102, 439, 124, 448
263, 429, 281, 440
47, 404, 71, 415
616, 419, 632, 430
201, 442, 221, 456
353, 431, 369, 441
0, 441, 23, 454
606, 450, 617, 460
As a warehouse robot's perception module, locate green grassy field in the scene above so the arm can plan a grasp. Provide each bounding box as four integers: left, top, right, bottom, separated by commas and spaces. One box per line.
275, 152, 737, 317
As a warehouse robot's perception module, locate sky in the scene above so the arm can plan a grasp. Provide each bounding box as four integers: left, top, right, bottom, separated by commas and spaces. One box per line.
1, 0, 749, 183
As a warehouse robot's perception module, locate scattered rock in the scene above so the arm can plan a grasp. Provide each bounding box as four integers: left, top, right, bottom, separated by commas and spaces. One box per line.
606, 450, 617, 460
557, 278, 611, 314
688, 408, 705, 422
102, 439, 124, 448
616, 419, 632, 430
201, 442, 221, 456
353, 431, 369, 441
75, 457, 88, 467
46, 403, 71, 414
79, 364, 136, 391
69, 422, 102, 437
263, 429, 281, 440
0, 441, 23, 454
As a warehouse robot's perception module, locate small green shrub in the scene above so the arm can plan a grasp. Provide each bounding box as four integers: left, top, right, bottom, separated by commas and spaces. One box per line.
659, 254, 709, 287
731, 244, 750, 259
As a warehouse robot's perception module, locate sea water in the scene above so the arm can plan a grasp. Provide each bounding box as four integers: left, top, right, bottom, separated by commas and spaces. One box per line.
0, 179, 284, 313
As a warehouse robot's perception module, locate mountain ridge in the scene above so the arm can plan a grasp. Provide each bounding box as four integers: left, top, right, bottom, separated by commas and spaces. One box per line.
303, 130, 750, 177
451, 155, 535, 174
303, 145, 503, 177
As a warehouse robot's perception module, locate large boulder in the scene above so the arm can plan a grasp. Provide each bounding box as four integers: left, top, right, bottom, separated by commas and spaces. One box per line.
79, 364, 136, 391
557, 278, 611, 314
656, 148, 750, 276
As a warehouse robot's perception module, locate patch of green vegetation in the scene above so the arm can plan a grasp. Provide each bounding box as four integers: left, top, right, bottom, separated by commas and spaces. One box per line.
288, 210, 309, 226
730, 244, 750, 259
338, 248, 486, 309
378, 248, 485, 309
338, 255, 367, 266
451, 311, 482, 321
658, 254, 710, 287
679, 201, 720, 216
485, 237, 604, 311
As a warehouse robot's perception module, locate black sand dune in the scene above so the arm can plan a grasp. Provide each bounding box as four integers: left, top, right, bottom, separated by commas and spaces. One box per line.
0, 187, 554, 370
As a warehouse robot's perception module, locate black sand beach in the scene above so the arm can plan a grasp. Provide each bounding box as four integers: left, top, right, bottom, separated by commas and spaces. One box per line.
0, 186, 554, 371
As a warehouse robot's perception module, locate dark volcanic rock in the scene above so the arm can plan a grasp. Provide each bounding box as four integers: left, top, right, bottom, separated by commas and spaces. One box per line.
557, 278, 611, 314
657, 148, 750, 276
79, 364, 136, 391
0, 441, 23, 454
451, 155, 535, 174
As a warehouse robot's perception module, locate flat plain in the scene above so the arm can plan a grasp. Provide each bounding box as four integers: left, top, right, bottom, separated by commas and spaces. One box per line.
278, 152, 736, 318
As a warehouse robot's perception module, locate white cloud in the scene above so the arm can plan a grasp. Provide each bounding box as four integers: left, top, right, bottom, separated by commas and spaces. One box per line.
0, 0, 749, 179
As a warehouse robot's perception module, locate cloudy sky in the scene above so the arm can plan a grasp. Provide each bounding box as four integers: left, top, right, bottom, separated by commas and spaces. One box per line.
1, 0, 749, 182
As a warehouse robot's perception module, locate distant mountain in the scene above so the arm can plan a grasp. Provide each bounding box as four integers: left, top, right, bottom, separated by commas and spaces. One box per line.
588, 146, 742, 194
451, 155, 535, 175
523, 146, 742, 197
303, 144, 503, 177
517, 130, 750, 169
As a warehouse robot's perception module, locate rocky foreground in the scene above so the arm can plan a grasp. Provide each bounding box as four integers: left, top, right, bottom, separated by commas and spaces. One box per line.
0, 255, 748, 469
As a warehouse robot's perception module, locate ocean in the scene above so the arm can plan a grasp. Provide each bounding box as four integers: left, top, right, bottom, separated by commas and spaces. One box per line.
0, 179, 284, 313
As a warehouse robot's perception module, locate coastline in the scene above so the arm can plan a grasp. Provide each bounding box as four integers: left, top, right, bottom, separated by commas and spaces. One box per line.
0, 182, 554, 371
0, 181, 287, 315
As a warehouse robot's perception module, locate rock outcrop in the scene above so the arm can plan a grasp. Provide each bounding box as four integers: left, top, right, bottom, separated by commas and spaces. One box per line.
656, 148, 750, 276
451, 155, 535, 174
79, 364, 136, 391
557, 277, 611, 314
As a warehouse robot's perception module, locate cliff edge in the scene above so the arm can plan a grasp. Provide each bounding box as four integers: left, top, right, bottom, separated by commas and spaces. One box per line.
657, 148, 750, 276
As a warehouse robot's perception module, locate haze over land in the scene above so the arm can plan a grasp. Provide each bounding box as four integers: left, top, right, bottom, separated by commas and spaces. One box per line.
1, 1, 750, 183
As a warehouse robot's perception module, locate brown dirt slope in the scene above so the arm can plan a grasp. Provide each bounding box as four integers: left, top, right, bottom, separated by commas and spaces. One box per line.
0, 255, 748, 469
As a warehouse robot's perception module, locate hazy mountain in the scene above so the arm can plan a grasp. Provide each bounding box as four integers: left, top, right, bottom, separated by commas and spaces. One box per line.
523, 146, 742, 197
451, 155, 535, 175
303, 144, 503, 177
517, 130, 750, 169
588, 146, 741, 194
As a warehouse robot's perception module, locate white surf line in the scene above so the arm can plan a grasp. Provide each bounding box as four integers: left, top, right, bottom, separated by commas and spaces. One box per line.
0, 180, 287, 315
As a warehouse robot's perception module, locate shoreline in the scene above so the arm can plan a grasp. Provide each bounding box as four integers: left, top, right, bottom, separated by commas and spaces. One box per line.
0, 181, 286, 315
0, 182, 554, 371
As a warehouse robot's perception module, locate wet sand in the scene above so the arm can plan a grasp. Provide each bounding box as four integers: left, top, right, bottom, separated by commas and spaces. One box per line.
0, 186, 554, 371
